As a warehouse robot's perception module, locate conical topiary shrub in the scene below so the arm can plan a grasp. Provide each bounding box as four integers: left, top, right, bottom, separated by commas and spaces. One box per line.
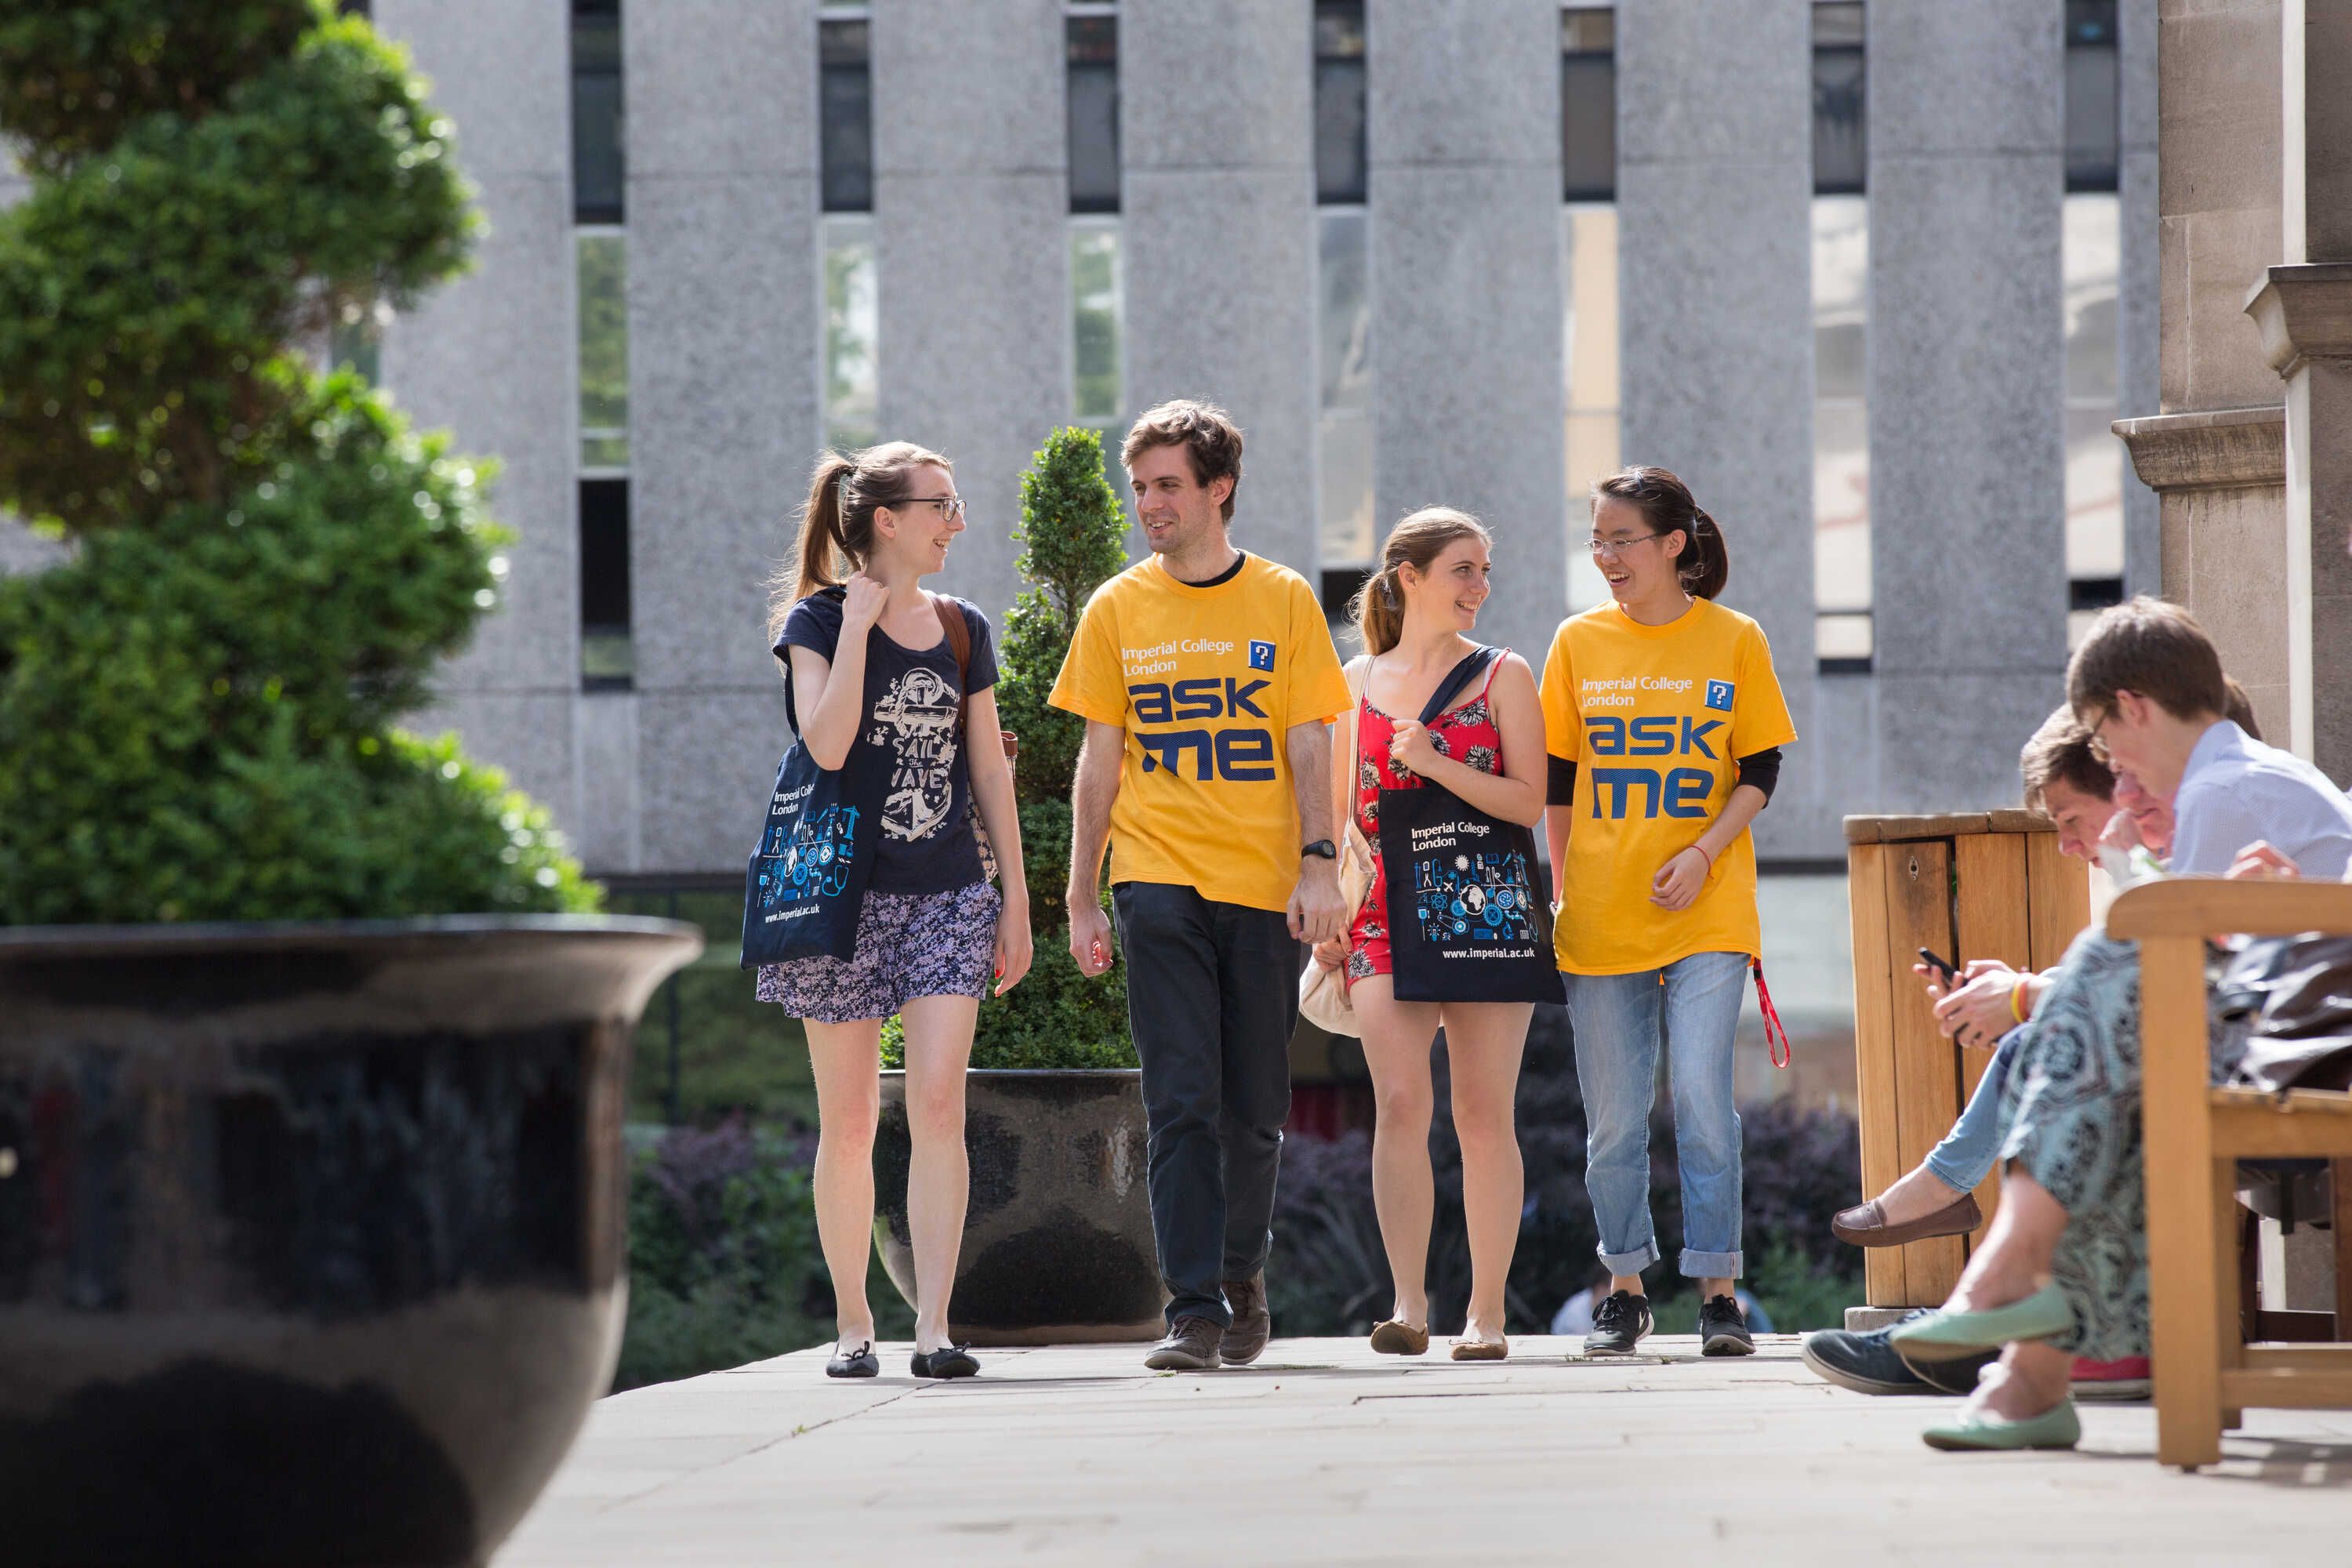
0, 0, 594, 924
885, 426, 1135, 1069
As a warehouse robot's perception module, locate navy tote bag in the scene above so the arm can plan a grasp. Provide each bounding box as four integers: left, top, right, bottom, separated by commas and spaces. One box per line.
1376, 646, 1565, 1006
740, 593, 880, 967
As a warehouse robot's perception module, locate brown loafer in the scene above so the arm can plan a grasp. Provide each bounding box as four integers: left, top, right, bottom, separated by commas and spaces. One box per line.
1450, 1334, 1508, 1361
1831, 1191, 1983, 1247
1221, 1273, 1271, 1366
1368, 1319, 1429, 1356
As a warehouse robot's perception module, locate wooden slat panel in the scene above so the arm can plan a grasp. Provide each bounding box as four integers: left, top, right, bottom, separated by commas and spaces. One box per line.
2336, 1157, 2352, 1336
2024, 831, 2093, 972
2143, 935, 2227, 1470
1885, 839, 1965, 1304
2242, 1346, 2352, 1373
2107, 877, 2352, 940
1952, 833, 2032, 1251
1847, 841, 1904, 1306
2209, 1105, 2352, 1160
2220, 1367, 2352, 1407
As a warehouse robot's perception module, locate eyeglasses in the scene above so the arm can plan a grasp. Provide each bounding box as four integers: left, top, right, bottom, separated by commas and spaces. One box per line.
2087, 706, 2119, 766
898, 495, 965, 522
1585, 531, 1668, 559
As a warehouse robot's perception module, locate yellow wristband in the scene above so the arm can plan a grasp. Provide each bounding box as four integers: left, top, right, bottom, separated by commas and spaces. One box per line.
2009, 977, 2031, 1025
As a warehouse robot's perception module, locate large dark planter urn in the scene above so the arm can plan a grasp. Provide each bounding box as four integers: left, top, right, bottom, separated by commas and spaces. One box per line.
0, 916, 701, 1568
875, 1068, 1166, 1345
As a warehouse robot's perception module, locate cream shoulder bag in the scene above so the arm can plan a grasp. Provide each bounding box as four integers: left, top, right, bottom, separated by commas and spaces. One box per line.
1297, 657, 1376, 1037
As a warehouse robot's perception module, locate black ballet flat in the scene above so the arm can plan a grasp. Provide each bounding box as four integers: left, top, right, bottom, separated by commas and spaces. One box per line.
826, 1341, 879, 1378
909, 1343, 979, 1380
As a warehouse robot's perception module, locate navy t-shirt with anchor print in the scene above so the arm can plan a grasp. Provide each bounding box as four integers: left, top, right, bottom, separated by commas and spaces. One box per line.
776, 590, 998, 895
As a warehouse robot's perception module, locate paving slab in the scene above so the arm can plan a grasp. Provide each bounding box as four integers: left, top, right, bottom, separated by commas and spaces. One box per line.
499, 1337, 2352, 1566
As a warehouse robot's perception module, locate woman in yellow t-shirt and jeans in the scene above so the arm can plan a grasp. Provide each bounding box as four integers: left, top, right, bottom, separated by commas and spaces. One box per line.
1539, 466, 1797, 1359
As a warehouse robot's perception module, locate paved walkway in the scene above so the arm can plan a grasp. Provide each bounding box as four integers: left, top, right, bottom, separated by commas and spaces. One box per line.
500, 1337, 2352, 1565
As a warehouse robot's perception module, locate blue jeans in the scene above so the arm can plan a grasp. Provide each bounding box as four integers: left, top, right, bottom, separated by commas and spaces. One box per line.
1922, 1027, 2020, 1192
1564, 951, 1750, 1279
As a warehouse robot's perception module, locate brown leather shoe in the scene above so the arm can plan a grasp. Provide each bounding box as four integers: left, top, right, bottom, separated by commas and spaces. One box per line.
1144, 1315, 1223, 1371
1221, 1273, 1271, 1365
1831, 1191, 1983, 1247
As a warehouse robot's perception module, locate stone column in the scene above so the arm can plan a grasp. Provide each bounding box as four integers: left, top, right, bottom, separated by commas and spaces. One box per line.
376, 0, 580, 827
625, 2, 819, 873
1869, 0, 2069, 809
1121, 0, 1317, 581
873, 0, 1067, 623
1615, 0, 1819, 854
2241, 0, 2352, 782
2119, 0, 2164, 595
1365, 0, 1564, 679
2118, 0, 2288, 742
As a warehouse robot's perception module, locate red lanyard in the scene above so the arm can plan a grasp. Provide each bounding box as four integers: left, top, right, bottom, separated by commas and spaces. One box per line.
1751, 957, 1791, 1069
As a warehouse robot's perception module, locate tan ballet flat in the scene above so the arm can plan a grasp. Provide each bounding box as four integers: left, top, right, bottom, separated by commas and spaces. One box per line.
1450, 1334, 1508, 1362
1368, 1319, 1429, 1356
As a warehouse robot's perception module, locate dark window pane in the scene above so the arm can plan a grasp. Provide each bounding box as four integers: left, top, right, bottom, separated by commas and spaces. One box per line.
1560, 9, 1613, 53
1315, 1, 1367, 204
580, 477, 632, 688
2064, 0, 2118, 192
1561, 49, 1615, 202
1812, 1, 1864, 49
820, 19, 872, 213
1812, 46, 1865, 194
1067, 16, 1120, 213
572, 2, 623, 223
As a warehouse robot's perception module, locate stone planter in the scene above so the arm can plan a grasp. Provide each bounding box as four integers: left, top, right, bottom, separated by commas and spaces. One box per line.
874, 1069, 1164, 1345
0, 916, 701, 1567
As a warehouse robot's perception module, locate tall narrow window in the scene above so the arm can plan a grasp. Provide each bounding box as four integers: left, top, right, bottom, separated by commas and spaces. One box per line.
1066, 8, 1123, 433
821, 10, 877, 451
1561, 8, 1618, 612
1071, 220, 1123, 424
579, 478, 633, 690
1066, 9, 1120, 215
574, 0, 628, 689
819, 13, 872, 213
1559, 7, 1614, 204
1316, 2, 1370, 616
1812, 2, 1870, 673
2064, 0, 2122, 645
1315, 2, 1368, 205
572, 0, 622, 225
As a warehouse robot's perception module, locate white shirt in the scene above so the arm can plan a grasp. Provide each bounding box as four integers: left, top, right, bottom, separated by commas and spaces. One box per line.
2170, 720, 2352, 879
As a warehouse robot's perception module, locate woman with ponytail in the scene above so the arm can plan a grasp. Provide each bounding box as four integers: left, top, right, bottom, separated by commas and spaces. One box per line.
1313, 508, 1548, 1359
1537, 466, 1797, 1359
760, 442, 1033, 1381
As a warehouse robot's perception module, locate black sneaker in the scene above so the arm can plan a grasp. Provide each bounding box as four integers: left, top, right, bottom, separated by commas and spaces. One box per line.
1583, 1290, 1653, 1355
1699, 1294, 1755, 1357
1800, 1314, 1933, 1394
1898, 1343, 2002, 1396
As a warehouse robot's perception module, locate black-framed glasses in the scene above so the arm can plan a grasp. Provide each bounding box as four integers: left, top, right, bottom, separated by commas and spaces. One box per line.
898, 495, 965, 522
1585, 530, 1668, 559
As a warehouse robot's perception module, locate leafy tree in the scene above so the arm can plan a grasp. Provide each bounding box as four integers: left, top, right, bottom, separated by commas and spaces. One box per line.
886, 426, 1134, 1069
0, 1, 594, 923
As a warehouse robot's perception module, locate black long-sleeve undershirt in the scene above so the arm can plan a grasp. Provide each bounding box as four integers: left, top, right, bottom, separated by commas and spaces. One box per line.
1545, 746, 1784, 808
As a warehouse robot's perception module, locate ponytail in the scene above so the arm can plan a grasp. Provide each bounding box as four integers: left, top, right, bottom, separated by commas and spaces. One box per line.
1350, 506, 1491, 655
765, 441, 953, 644
1350, 563, 1405, 655
1592, 466, 1730, 601
1682, 505, 1730, 601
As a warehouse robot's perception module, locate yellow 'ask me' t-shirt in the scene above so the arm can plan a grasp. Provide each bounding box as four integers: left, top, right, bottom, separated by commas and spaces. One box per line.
1051, 552, 1351, 913
1539, 598, 1797, 975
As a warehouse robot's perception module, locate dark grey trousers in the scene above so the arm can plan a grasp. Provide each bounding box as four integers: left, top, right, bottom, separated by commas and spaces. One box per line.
1113, 881, 1298, 1328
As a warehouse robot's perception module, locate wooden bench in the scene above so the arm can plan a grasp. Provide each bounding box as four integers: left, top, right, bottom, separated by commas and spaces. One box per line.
1845, 812, 2092, 1308
2108, 877, 2352, 1470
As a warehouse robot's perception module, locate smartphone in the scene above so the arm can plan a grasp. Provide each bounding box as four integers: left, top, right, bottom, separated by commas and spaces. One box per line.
1916, 946, 1960, 987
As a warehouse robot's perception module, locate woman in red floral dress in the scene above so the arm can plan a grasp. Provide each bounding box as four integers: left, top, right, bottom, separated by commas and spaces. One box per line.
1312, 508, 1548, 1360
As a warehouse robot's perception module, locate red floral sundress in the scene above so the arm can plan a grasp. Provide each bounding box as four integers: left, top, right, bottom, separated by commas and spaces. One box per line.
1345, 657, 1506, 989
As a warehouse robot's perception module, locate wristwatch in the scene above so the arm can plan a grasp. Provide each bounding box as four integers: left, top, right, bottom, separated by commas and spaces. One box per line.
1301, 840, 1338, 861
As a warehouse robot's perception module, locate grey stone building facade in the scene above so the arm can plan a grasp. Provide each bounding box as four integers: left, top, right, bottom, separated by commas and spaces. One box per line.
7, 1, 2167, 886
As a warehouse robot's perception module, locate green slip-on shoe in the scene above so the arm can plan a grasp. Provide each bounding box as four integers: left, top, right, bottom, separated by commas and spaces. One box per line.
1887, 1282, 2073, 1362
1922, 1396, 2082, 1452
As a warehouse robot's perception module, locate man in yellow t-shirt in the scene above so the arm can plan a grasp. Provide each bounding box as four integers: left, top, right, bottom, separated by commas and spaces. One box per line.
1051, 399, 1351, 1374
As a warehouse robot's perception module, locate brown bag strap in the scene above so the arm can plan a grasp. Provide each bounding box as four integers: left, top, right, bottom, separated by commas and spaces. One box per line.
929, 591, 1018, 762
